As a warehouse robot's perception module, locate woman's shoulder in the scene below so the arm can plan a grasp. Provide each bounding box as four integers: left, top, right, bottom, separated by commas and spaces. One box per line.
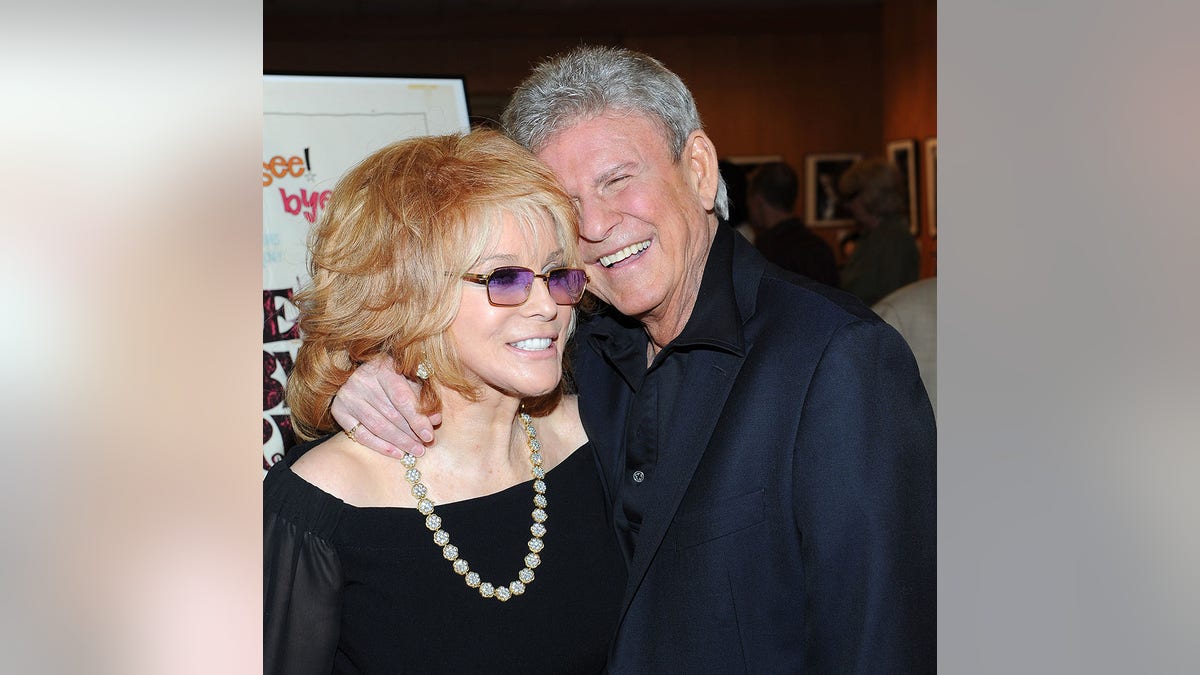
264, 438, 350, 539
288, 433, 404, 508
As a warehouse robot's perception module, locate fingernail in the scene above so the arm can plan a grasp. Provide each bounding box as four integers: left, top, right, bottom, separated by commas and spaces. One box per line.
419, 430, 433, 443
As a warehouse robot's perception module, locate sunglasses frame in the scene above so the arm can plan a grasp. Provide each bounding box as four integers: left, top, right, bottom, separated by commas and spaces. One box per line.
461, 265, 589, 307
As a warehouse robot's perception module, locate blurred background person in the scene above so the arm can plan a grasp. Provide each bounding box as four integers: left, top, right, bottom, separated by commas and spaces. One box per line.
718, 158, 755, 244
838, 230, 861, 269
873, 277, 937, 418
747, 160, 839, 288
837, 157, 920, 305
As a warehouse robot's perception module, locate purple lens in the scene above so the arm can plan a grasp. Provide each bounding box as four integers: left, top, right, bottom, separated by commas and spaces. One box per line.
487, 267, 534, 306
547, 268, 587, 304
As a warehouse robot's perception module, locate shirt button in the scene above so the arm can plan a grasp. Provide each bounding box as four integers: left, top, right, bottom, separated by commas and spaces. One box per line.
632, 470, 645, 483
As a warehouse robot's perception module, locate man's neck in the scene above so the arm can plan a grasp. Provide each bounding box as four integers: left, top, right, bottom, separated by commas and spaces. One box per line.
645, 339, 659, 367
637, 225, 721, 360
640, 294, 695, 360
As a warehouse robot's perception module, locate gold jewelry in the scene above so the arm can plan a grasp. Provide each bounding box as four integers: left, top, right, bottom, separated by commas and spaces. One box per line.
344, 422, 363, 442
400, 411, 547, 602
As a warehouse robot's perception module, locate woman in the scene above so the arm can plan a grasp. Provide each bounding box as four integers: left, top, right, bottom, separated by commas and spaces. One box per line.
264, 130, 626, 673
837, 157, 920, 305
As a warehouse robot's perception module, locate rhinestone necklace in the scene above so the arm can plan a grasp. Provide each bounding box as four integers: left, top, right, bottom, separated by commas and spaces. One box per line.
400, 411, 548, 602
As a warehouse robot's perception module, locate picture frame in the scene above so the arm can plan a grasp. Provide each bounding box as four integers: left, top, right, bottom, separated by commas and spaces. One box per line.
805, 152, 862, 227
886, 139, 920, 235
924, 138, 937, 238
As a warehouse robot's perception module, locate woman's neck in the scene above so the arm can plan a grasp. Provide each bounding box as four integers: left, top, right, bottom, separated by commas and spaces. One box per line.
417, 389, 532, 501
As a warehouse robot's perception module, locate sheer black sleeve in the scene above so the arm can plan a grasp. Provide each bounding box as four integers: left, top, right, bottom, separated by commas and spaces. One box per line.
264, 461, 344, 675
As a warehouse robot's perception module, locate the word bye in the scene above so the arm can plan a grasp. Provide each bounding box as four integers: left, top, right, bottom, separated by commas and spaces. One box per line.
279, 188, 332, 223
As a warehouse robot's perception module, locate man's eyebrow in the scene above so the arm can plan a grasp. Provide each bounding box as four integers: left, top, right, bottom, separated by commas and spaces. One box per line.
592, 162, 637, 189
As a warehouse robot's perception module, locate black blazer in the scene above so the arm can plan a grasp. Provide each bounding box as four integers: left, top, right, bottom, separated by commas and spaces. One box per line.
575, 227, 936, 673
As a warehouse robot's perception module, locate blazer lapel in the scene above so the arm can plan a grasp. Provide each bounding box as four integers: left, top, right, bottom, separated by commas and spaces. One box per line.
615, 345, 745, 622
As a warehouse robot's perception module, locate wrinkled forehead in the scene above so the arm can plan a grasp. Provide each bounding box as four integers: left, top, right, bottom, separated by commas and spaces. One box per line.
538, 107, 675, 156
535, 112, 679, 198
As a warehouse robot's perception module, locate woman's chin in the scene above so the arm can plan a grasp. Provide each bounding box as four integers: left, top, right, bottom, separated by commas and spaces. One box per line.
513, 377, 561, 400
483, 367, 562, 401
522, 384, 558, 399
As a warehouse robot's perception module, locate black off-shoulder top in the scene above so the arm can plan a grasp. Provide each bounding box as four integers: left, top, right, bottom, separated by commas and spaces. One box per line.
264, 437, 626, 674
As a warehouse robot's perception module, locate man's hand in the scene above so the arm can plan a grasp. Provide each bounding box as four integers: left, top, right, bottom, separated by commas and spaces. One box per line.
329, 356, 441, 457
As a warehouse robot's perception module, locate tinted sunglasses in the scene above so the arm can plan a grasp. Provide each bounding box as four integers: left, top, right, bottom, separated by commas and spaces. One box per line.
461, 266, 589, 307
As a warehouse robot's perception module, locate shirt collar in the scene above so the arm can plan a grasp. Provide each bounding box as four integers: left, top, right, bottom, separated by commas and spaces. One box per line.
669, 224, 743, 354
586, 225, 745, 382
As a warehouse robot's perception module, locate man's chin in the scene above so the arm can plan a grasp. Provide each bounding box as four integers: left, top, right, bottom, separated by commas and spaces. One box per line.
589, 278, 659, 318
608, 298, 657, 321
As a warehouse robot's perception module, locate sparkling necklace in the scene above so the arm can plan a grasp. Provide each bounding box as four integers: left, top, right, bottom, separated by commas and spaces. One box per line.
400, 411, 548, 602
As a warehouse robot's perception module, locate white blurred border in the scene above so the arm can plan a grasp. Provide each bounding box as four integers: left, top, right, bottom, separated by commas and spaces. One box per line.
941, 1, 1200, 672
5, 0, 1199, 672
1, 2, 262, 672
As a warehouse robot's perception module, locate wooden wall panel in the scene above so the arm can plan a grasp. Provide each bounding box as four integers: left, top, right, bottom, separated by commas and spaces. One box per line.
883, 0, 937, 277
264, 3, 934, 269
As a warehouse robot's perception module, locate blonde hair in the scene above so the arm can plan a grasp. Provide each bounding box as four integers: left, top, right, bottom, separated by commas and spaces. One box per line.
286, 129, 581, 441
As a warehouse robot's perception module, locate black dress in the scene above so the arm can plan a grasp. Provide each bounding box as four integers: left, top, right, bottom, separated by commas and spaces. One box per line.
264, 438, 627, 674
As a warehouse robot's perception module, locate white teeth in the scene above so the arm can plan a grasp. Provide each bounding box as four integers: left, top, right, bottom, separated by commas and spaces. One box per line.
510, 338, 552, 351
599, 240, 650, 268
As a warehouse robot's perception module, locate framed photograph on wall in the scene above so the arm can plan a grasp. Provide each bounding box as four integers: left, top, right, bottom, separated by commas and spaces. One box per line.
887, 139, 920, 235
805, 152, 862, 227
925, 138, 937, 237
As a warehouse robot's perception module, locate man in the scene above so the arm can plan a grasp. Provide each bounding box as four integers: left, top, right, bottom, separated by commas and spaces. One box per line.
747, 160, 839, 288
331, 46, 935, 672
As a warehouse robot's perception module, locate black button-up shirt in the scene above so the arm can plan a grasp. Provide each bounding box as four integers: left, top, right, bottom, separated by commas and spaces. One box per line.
599, 227, 744, 563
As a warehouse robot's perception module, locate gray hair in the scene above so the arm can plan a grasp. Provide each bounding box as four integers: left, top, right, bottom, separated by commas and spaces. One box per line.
838, 157, 906, 219
501, 45, 729, 220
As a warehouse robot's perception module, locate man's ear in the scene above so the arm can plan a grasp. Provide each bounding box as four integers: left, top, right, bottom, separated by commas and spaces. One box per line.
684, 131, 720, 212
